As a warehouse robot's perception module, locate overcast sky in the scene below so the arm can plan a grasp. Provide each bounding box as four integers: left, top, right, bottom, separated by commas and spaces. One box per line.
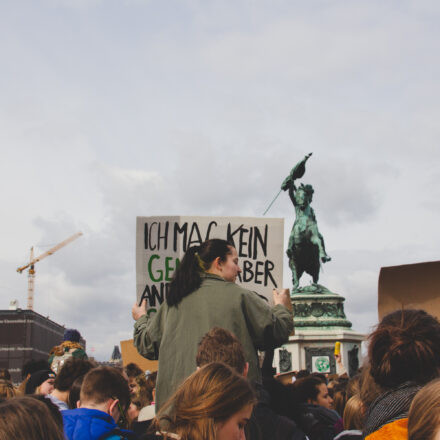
1, 0, 439, 361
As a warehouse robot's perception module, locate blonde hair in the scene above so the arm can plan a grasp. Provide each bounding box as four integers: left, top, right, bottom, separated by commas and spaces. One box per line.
343, 394, 364, 431
154, 362, 256, 440
358, 364, 381, 409
408, 378, 440, 440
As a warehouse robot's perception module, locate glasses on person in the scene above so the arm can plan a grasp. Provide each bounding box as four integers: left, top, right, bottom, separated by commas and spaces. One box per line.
112, 397, 126, 425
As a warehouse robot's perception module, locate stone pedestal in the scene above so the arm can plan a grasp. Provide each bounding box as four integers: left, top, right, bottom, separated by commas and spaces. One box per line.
274, 284, 365, 377
274, 328, 365, 376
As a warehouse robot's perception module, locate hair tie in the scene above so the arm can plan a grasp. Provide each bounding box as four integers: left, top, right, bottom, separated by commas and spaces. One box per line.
195, 253, 206, 272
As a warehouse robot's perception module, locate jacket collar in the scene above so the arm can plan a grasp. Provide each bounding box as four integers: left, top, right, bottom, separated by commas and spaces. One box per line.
201, 273, 225, 282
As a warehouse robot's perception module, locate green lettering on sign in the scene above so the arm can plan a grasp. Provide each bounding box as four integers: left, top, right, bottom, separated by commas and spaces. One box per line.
165, 257, 175, 281
148, 254, 163, 282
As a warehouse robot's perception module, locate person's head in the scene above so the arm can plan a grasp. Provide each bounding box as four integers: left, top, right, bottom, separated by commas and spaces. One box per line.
125, 363, 143, 378
196, 327, 248, 376
145, 370, 157, 397
127, 399, 142, 424
343, 394, 364, 431
67, 375, 85, 409
0, 396, 65, 440
294, 376, 333, 410
311, 372, 327, 384
127, 372, 156, 425
21, 359, 50, 380
408, 378, 440, 440
80, 366, 130, 425
204, 243, 241, 284
332, 388, 346, 417
358, 364, 381, 411
156, 362, 256, 440
54, 358, 95, 392
0, 371, 10, 382
167, 239, 239, 307
263, 378, 300, 419
29, 395, 63, 432
295, 369, 310, 379
346, 375, 361, 401
327, 374, 339, 388
368, 309, 440, 390
0, 381, 15, 400
124, 363, 143, 395
25, 370, 56, 395
131, 373, 152, 407
63, 328, 81, 342
329, 377, 348, 416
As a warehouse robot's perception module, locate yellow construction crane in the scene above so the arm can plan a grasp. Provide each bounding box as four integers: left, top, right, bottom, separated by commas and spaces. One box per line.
16, 232, 83, 310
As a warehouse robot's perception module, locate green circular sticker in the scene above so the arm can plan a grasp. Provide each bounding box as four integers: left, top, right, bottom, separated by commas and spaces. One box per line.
315, 356, 330, 373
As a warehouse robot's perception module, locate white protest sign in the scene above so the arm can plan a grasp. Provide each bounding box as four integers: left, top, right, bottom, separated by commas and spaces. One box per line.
136, 216, 284, 315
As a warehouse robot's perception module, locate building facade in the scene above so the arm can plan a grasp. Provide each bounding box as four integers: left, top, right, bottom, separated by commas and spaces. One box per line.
0, 309, 86, 384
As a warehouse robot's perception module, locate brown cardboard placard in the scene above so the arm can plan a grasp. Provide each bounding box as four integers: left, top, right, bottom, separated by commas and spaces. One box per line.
120, 339, 158, 372
378, 260, 440, 321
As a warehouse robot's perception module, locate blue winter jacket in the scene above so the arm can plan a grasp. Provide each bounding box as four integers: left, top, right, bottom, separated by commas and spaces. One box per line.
62, 408, 133, 440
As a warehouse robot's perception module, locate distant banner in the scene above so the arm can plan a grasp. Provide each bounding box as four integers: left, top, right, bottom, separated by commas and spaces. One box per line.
136, 216, 284, 315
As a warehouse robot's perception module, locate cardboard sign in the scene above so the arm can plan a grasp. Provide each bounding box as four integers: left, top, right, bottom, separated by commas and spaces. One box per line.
120, 339, 158, 371
378, 260, 440, 321
136, 216, 284, 314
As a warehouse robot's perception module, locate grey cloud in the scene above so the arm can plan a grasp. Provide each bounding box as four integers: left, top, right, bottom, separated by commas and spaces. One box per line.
308, 158, 381, 226
36, 270, 133, 360
1, 0, 440, 361
26, 163, 175, 359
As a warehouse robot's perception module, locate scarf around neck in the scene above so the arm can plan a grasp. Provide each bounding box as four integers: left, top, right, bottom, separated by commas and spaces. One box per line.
363, 382, 421, 438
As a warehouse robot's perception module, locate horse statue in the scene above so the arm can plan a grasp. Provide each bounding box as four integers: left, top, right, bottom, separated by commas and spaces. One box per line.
282, 153, 331, 291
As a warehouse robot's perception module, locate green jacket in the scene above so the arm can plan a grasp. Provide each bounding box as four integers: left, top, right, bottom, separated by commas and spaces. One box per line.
133, 273, 293, 410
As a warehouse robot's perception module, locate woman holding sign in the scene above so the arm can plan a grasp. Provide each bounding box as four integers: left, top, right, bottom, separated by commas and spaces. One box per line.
132, 238, 293, 411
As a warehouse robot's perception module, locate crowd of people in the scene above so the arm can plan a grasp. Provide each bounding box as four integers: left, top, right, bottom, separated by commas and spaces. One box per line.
1, 238, 440, 440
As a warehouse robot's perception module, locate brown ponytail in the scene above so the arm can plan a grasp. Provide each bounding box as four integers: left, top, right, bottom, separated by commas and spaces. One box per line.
166, 239, 233, 307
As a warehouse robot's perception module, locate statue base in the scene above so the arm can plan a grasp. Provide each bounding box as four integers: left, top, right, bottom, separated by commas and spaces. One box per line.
290, 284, 352, 328
274, 328, 365, 377
273, 284, 364, 377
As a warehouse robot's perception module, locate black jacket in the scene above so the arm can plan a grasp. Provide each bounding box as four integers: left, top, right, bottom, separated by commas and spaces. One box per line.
248, 382, 307, 440
296, 404, 340, 440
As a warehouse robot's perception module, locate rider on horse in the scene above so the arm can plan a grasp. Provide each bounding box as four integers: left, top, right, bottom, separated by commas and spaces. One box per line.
282, 153, 331, 291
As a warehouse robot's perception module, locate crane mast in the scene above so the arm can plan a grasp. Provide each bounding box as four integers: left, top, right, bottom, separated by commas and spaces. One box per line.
17, 232, 83, 310
27, 247, 36, 310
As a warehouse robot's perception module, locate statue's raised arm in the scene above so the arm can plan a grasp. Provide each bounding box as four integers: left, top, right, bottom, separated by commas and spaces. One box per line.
281, 153, 312, 192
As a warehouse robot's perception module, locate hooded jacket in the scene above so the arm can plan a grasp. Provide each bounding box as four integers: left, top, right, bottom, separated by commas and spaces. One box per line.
63, 408, 134, 440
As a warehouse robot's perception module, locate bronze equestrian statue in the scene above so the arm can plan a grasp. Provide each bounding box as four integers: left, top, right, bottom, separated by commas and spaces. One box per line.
282, 153, 331, 291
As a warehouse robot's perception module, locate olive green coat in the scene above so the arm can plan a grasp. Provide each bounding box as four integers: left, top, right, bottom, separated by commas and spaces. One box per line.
133, 273, 293, 410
